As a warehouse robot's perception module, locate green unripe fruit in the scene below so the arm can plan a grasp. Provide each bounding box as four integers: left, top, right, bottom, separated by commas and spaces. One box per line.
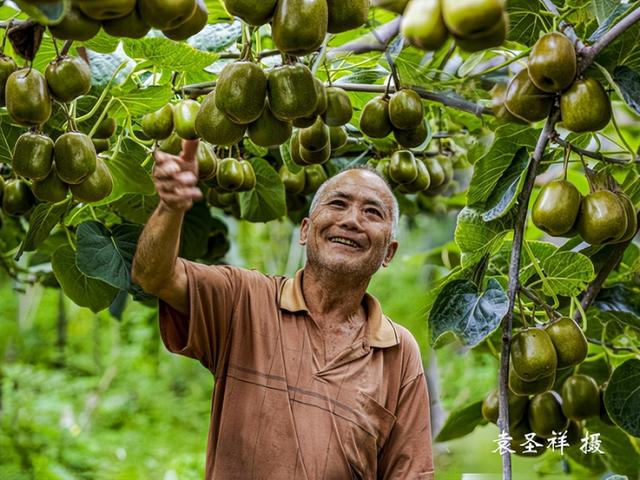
216, 158, 245, 192
248, 102, 292, 147
49, 6, 101, 41
528, 32, 577, 93
138, 0, 197, 30
360, 96, 393, 138
46, 56, 92, 103
94, 117, 117, 139
394, 119, 429, 148
55, 132, 98, 185
299, 142, 331, 165
508, 362, 555, 396
238, 160, 257, 191
326, 0, 369, 34
561, 374, 600, 421
268, 64, 318, 121
299, 117, 330, 152
2, 179, 35, 216
290, 131, 307, 166
12, 132, 54, 180
197, 142, 218, 181
576, 190, 628, 245
531, 179, 582, 236
481, 387, 529, 427
613, 193, 638, 244
77, 0, 137, 20
389, 150, 418, 184
92, 139, 110, 154
329, 126, 348, 150
31, 168, 69, 203
279, 165, 306, 194
401, 0, 448, 51
389, 89, 424, 130
510, 328, 557, 382
303, 164, 328, 194
162, 0, 208, 41
401, 159, 431, 193
70, 159, 114, 203
544, 317, 587, 369
222, 0, 277, 26
453, 11, 507, 52
158, 132, 182, 155
195, 93, 246, 146
216, 61, 267, 124
173, 99, 201, 140
141, 104, 174, 141
322, 87, 353, 127
441, 0, 504, 38
528, 391, 569, 438
313, 78, 328, 116
423, 157, 446, 189
5, 68, 52, 127
0, 54, 17, 107
272, 0, 328, 56
490, 83, 528, 124
504, 69, 554, 123
560, 77, 611, 133
103, 8, 151, 39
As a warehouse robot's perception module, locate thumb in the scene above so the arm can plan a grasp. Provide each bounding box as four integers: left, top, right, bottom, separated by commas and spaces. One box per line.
181, 139, 199, 163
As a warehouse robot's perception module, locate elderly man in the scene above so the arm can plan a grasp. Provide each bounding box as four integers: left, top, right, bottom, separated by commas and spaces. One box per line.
132, 139, 434, 479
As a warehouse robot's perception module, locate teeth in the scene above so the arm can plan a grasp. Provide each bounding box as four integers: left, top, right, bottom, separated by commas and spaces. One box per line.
330, 237, 359, 248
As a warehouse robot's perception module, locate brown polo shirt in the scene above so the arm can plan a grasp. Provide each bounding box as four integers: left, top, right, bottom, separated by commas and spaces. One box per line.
159, 260, 434, 479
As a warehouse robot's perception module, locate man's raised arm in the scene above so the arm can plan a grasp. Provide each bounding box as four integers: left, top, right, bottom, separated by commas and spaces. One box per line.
132, 139, 202, 314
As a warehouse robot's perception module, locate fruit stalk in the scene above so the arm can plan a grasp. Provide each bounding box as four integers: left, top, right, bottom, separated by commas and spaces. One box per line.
550, 133, 640, 165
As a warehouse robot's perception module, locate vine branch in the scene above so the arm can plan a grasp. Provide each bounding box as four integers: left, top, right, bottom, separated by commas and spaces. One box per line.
549, 132, 640, 165
498, 5, 640, 479
327, 18, 402, 58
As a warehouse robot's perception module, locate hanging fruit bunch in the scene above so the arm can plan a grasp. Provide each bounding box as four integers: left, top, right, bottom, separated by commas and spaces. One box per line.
401, 0, 510, 52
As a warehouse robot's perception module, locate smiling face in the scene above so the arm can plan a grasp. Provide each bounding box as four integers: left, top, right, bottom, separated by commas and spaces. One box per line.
300, 169, 399, 279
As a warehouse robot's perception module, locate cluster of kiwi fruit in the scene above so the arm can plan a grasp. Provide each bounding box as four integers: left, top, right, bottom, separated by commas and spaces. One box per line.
483, 372, 610, 456
360, 89, 428, 149
22, 0, 208, 42
482, 316, 611, 455
493, 32, 612, 132
0, 52, 113, 216
223, 0, 369, 55
401, 0, 509, 53
279, 164, 329, 197
532, 177, 637, 246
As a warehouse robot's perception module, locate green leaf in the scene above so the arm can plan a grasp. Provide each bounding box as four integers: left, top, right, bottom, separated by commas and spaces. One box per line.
14, 0, 68, 25
467, 124, 539, 206
111, 194, 159, 224
591, 284, 640, 333
122, 37, 219, 72
180, 200, 215, 261
93, 139, 155, 205
0, 115, 23, 165
82, 30, 121, 54
592, 0, 626, 25
507, 0, 553, 46
595, 11, 640, 72
15, 199, 71, 260
435, 400, 485, 442
189, 21, 241, 53
76, 221, 142, 291
429, 278, 509, 348
238, 158, 286, 223
517, 240, 559, 285
481, 147, 530, 221
604, 359, 640, 437
455, 207, 513, 267
539, 251, 596, 297
585, 418, 640, 477
51, 245, 119, 313
109, 84, 174, 118
613, 65, 640, 114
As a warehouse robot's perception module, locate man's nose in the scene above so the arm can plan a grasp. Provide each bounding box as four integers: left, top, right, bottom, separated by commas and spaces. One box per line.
338, 205, 363, 230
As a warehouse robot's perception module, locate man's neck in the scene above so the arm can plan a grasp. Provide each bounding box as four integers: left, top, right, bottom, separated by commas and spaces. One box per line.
301, 265, 370, 322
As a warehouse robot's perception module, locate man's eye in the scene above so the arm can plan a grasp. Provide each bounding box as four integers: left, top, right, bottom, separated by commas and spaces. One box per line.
329, 200, 345, 207
366, 208, 382, 217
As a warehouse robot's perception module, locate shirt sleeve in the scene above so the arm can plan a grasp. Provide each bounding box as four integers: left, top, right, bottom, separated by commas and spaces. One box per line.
158, 259, 250, 374
378, 334, 434, 479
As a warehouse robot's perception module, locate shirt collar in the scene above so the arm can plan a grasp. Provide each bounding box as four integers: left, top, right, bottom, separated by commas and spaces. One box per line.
279, 269, 399, 348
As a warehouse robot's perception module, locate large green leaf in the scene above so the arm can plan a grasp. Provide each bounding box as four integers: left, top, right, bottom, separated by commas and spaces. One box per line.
51, 245, 119, 313
467, 124, 539, 206
435, 400, 485, 442
613, 65, 640, 114
15, 199, 71, 260
109, 84, 174, 118
238, 158, 286, 223
82, 30, 121, 54
111, 194, 159, 224
429, 278, 509, 348
481, 147, 530, 221
0, 115, 23, 164
539, 251, 596, 297
76, 221, 142, 291
591, 284, 640, 333
507, 0, 553, 46
604, 359, 640, 438
595, 6, 640, 72
455, 207, 513, 267
122, 37, 219, 72
584, 418, 640, 477
180, 200, 215, 261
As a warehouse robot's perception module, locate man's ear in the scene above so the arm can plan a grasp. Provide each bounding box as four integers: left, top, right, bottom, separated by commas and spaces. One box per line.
382, 240, 399, 267
299, 217, 310, 245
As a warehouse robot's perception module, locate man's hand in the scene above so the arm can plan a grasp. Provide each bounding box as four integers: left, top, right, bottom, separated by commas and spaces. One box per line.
153, 139, 203, 212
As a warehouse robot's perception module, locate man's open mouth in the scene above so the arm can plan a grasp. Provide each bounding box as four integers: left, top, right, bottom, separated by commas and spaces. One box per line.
329, 237, 361, 249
